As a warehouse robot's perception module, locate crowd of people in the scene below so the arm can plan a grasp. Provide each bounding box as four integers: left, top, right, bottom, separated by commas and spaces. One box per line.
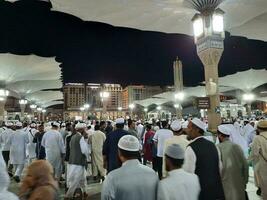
0, 116, 266, 200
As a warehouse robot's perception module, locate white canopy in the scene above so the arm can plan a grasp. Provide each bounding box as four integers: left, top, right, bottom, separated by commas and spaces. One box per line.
46, 0, 267, 41
218, 68, 267, 92
42, 100, 64, 108
7, 80, 62, 98
134, 97, 170, 107
0, 54, 61, 84
25, 91, 63, 106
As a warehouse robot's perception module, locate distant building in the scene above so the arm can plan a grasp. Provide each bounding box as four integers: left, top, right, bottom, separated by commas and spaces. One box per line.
63, 83, 167, 120
122, 85, 166, 108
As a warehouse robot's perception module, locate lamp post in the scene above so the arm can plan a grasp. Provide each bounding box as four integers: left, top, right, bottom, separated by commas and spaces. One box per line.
84, 103, 90, 120
36, 107, 42, 121
19, 99, 28, 120
156, 106, 162, 120
0, 89, 9, 122
118, 106, 122, 118
129, 104, 135, 119
41, 109, 46, 122
242, 93, 255, 118
174, 92, 184, 119
100, 91, 110, 120
80, 106, 85, 120
191, 2, 225, 132
144, 108, 148, 120
30, 104, 37, 121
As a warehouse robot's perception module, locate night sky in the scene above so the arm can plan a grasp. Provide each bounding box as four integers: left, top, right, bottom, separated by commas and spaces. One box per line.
1, 0, 267, 87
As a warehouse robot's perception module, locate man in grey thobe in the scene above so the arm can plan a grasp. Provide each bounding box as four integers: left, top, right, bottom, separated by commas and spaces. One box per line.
217, 124, 248, 200
101, 135, 158, 200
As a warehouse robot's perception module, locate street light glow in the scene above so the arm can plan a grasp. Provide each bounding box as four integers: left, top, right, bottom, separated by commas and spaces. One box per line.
129, 104, 135, 110
213, 14, 224, 33
174, 104, 179, 108
100, 91, 110, 98
80, 107, 85, 111
242, 93, 255, 102
84, 104, 90, 109
156, 106, 162, 111
37, 107, 42, 112
118, 107, 122, 111
144, 108, 148, 112
19, 99, 28, 105
193, 16, 204, 37
0, 89, 9, 97
41, 109, 46, 113
174, 92, 185, 101
30, 104, 37, 109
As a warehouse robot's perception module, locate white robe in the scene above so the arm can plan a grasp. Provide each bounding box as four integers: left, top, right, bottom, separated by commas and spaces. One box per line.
26, 128, 37, 159
158, 169, 200, 200
0, 128, 14, 151
0, 152, 19, 200
41, 129, 65, 178
8, 129, 29, 165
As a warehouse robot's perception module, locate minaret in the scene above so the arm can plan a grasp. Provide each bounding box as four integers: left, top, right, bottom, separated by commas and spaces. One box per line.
173, 57, 183, 92
173, 57, 184, 119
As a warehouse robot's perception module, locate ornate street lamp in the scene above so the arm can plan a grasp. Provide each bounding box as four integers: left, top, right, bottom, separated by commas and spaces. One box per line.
19, 99, 28, 119
0, 89, 9, 122
189, 0, 225, 131
242, 93, 255, 117
100, 91, 110, 120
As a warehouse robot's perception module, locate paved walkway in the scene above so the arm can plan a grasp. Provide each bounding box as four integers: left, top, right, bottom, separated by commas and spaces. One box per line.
8, 167, 262, 200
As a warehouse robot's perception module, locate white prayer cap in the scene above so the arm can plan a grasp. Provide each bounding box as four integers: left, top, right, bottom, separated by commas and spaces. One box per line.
30, 123, 37, 128
137, 120, 141, 124
16, 122, 22, 127
51, 121, 60, 127
118, 135, 139, 152
6, 122, 13, 127
170, 120, 182, 131
148, 120, 153, 125
191, 118, 206, 132
182, 120, 189, 129
75, 123, 87, 130
165, 144, 184, 159
218, 124, 231, 136
61, 123, 66, 127
115, 118, 125, 124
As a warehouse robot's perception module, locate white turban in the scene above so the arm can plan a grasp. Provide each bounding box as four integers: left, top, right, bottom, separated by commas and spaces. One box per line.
191, 118, 206, 132
165, 144, 184, 159
115, 118, 125, 124
75, 123, 87, 130
15, 122, 22, 127
218, 124, 231, 136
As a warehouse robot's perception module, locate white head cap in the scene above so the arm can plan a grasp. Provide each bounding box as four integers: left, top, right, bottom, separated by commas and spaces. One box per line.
30, 123, 37, 128
75, 123, 87, 130
170, 120, 182, 131
61, 123, 66, 127
52, 121, 60, 127
118, 135, 139, 152
16, 122, 22, 127
191, 118, 206, 132
115, 118, 125, 125
182, 120, 189, 129
6, 122, 13, 127
165, 144, 184, 159
218, 124, 231, 136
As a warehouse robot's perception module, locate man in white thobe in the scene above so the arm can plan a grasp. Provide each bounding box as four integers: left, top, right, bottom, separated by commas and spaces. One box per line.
0, 122, 14, 166
158, 144, 200, 200
0, 152, 19, 200
101, 135, 158, 200
89, 124, 106, 180
8, 122, 29, 182
249, 120, 267, 199
162, 120, 189, 177
26, 123, 37, 164
41, 121, 65, 180
65, 123, 89, 199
